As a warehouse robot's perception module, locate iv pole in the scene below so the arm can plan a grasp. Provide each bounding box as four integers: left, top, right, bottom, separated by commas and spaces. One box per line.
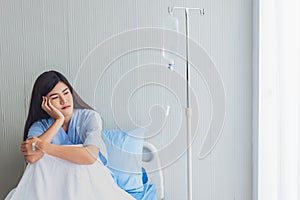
168, 6, 205, 200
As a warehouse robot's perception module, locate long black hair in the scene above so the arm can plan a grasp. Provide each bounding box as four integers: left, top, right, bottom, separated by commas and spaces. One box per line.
23, 70, 93, 141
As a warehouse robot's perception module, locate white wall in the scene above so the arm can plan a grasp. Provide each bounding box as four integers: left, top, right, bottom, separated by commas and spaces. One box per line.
0, 0, 253, 199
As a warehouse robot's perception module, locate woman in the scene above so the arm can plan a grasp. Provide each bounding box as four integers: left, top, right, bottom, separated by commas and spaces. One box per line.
6, 70, 134, 200
21, 70, 105, 164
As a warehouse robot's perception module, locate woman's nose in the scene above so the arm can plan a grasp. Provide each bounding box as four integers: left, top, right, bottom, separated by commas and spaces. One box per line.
60, 96, 67, 104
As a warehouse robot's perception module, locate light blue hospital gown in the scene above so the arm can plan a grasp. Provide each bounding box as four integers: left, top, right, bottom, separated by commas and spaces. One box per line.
27, 109, 107, 164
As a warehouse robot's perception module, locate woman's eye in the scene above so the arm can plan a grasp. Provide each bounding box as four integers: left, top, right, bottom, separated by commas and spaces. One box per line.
51, 97, 58, 100
64, 91, 69, 95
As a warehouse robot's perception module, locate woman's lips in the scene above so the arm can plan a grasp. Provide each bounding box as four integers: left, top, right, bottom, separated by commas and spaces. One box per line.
62, 105, 71, 110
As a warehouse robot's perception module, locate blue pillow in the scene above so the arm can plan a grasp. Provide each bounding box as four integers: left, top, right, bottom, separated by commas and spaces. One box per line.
102, 128, 146, 192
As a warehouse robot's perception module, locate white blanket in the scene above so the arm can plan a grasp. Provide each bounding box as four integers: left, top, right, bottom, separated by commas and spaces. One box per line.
5, 154, 134, 200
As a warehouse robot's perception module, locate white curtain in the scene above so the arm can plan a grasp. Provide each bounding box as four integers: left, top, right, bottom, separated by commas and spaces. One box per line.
258, 0, 300, 200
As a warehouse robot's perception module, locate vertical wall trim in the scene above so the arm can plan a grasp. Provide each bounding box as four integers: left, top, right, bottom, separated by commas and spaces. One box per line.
252, 0, 259, 200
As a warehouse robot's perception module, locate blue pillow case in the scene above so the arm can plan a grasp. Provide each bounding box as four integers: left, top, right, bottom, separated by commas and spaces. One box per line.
102, 128, 146, 193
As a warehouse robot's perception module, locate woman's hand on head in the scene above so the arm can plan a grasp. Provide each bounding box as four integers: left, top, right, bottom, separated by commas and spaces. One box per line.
42, 96, 65, 122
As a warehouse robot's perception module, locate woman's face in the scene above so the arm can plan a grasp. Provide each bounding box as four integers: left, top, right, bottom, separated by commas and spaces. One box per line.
46, 81, 74, 118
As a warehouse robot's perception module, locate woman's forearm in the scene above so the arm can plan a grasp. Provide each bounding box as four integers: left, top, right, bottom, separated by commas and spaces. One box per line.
40, 143, 99, 165
23, 119, 63, 163
37, 119, 64, 143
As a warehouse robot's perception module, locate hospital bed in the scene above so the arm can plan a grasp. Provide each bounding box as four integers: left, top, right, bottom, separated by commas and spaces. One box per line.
142, 142, 165, 200
101, 129, 164, 200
